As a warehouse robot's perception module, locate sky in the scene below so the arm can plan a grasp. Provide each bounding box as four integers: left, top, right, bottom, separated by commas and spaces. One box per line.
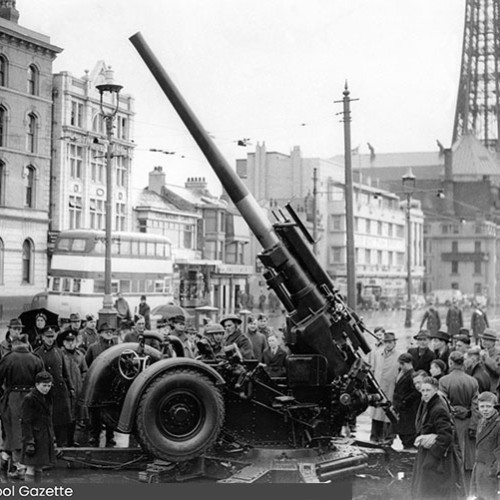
17, 0, 465, 196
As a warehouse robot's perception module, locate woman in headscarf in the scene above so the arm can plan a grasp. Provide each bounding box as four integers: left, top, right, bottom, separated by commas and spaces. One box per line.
27, 313, 46, 349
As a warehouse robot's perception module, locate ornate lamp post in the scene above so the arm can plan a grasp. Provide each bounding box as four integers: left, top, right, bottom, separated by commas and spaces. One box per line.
96, 68, 122, 329
402, 168, 416, 328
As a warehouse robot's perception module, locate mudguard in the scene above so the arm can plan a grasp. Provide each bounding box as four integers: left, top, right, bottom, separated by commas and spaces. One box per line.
117, 357, 226, 433
80, 342, 163, 407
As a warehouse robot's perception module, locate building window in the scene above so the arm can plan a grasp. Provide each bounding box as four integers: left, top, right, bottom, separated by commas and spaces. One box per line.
0, 237, 3, 284
388, 251, 393, 266
474, 241, 481, 253
377, 250, 382, 264
90, 149, 104, 183
116, 156, 127, 187
26, 113, 37, 153
377, 221, 382, 235
22, 239, 34, 284
183, 226, 193, 248
116, 115, 128, 140
451, 261, 458, 274
330, 247, 343, 264
452, 241, 458, 253
329, 215, 342, 231
365, 248, 371, 264
0, 161, 4, 205
115, 202, 125, 231
205, 211, 217, 232
70, 101, 84, 128
69, 195, 82, 228
396, 224, 404, 238
69, 144, 83, 179
89, 198, 104, 229
0, 55, 7, 86
27, 65, 39, 96
0, 106, 6, 147
24, 165, 35, 207
365, 219, 371, 234
92, 112, 104, 134
474, 260, 482, 275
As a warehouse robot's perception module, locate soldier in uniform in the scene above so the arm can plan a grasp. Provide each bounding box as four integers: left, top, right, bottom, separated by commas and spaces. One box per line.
220, 314, 253, 361
471, 303, 489, 346
34, 326, 74, 447
446, 298, 463, 338
77, 314, 98, 353
0, 328, 44, 479
419, 306, 441, 337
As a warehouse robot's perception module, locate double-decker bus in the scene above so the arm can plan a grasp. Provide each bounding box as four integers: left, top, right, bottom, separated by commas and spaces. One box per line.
32, 230, 175, 320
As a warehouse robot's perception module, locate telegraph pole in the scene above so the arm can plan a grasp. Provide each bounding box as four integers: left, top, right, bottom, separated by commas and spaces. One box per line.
312, 167, 318, 255
335, 82, 358, 309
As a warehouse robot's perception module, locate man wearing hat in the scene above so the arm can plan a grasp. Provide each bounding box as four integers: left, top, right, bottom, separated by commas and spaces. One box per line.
479, 328, 500, 391
439, 350, 479, 472
367, 331, 400, 444
168, 314, 195, 359
430, 330, 452, 366
197, 324, 225, 360
137, 295, 151, 330
393, 352, 420, 450
464, 346, 490, 393
0, 318, 26, 359
77, 314, 98, 353
0, 327, 44, 479
452, 334, 471, 355
85, 323, 117, 447
123, 315, 161, 351
471, 302, 489, 346
220, 314, 254, 360
407, 330, 435, 373
34, 326, 74, 448
446, 298, 463, 338
59, 329, 88, 447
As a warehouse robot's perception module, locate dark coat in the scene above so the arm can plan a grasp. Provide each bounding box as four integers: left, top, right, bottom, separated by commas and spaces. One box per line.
411, 393, 466, 500
470, 308, 488, 338
123, 330, 161, 351
224, 330, 254, 360
470, 412, 500, 500
85, 337, 117, 367
0, 342, 45, 451
247, 330, 268, 362
262, 346, 288, 377
21, 388, 55, 467
408, 346, 436, 373
392, 369, 421, 438
34, 344, 74, 426
138, 302, 151, 330
77, 326, 98, 352
467, 361, 491, 394
446, 306, 463, 337
61, 348, 88, 420
420, 308, 441, 336
434, 344, 451, 366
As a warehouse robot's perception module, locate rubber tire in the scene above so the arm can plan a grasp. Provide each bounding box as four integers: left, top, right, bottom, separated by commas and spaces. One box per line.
134, 368, 225, 462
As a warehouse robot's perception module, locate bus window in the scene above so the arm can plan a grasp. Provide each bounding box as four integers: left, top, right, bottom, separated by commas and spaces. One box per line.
165, 243, 172, 258
131, 240, 139, 256
62, 278, 71, 292
53, 277, 61, 292
138, 280, 146, 293
146, 279, 154, 293
111, 281, 119, 294
138, 241, 146, 256
73, 279, 81, 293
146, 242, 155, 256
120, 280, 131, 293
57, 238, 72, 251
94, 280, 105, 293
72, 239, 86, 252
112, 239, 121, 255
120, 240, 131, 256
94, 239, 105, 254
155, 280, 164, 293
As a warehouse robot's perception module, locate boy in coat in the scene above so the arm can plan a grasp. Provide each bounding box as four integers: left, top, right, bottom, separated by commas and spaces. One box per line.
470, 391, 500, 500
21, 371, 55, 478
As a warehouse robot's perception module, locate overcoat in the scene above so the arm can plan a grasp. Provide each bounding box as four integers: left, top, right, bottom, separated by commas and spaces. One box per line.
411, 393, 466, 500
469, 412, 500, 500
20, 387, 55, 467
408, 346, 435, 373
0, 343, 44, 451
223, 330, 254, 360
420, 308, 441, 336
262, 346, 288, 377
439, 369, 479, 471
61, 347, 88, 420
34, 344, 74, 426
392, 368, 421, 438
446, 306, 463, 337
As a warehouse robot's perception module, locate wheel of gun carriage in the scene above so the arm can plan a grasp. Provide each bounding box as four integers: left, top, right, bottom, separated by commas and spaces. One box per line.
134, 368, 225, 462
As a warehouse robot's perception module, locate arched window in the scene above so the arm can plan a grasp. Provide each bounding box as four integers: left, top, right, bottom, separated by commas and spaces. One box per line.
92, 112, 104, 134
27, 65, 39, 96
26, 113, 37, 153
0, 161, 4, 205
0, 238, 4, 285
0, 55, 7, 87
0, 106, 6, 147
24, 165, 35, 208
22, 238, 34, 284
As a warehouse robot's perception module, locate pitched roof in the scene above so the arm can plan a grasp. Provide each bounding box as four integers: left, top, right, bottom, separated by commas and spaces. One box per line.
332, 151, 445, 170
134, 188, 197, 215
451, 134, 500, 177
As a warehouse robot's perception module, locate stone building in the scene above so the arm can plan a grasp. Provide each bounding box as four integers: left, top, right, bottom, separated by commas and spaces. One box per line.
0, 1, 62, 319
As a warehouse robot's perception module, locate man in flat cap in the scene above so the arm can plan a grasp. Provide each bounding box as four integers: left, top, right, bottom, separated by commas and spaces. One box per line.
393, 352, 420, 450
430, 330, 452, 366
0, 318, 26, 359
220, 314, 253, 361
367, 331, 399, 444
407, 330, 435, 373
439, 351, 479, 472
479, 328, 500, 391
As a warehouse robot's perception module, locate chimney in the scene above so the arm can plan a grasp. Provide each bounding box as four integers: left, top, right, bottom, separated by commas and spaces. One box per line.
0, 0, 19, 22
148, 166, 166, 195
185, 176, 208, 193
443, 148, 454, 215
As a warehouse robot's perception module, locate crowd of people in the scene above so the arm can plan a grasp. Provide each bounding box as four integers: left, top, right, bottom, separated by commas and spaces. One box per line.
0, 293, 289, 481
367, 299, 500, 499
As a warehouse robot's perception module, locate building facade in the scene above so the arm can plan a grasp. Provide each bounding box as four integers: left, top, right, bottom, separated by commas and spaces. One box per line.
51, 61, 135, 235
0, 2, 62, 319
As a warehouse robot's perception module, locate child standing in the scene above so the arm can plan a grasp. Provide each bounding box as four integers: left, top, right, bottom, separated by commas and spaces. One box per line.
470, 391, 500, 500
20, 371, 56, 478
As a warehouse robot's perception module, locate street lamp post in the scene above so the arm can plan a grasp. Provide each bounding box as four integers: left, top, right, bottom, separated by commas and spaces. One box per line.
402, 168, 416, 328
96, 69, 123, 329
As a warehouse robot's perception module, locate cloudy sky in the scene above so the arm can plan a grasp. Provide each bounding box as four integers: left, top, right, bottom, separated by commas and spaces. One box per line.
18, 0, 465, 195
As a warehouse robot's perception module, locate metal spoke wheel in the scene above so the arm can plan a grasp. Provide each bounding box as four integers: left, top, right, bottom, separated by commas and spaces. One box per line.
134, 369, 225, 462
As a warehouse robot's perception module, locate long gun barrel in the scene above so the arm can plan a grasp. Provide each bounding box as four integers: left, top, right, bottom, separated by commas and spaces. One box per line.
129, 32, 397, 423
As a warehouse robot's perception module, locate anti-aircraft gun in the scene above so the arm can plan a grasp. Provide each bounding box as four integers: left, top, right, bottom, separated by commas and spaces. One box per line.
80, 33, 398, 472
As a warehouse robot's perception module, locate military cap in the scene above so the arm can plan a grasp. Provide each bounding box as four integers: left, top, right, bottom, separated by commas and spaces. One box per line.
383, 331, 397, 342
35, 371, 53, 384
205, 324, 225, 336
459, 327, 470, 336
430, 331, 450, 342
69, 312, 81, 322
98, 322, 115, 333
58, 329, 77, 343
156, 317, 169, 327
42, 326, 58, 337
453, 334, 470, 344
413, 330, 430, 340
220, 314, 242, 326
169, 314, 186, 324
480, 329, 497, 342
